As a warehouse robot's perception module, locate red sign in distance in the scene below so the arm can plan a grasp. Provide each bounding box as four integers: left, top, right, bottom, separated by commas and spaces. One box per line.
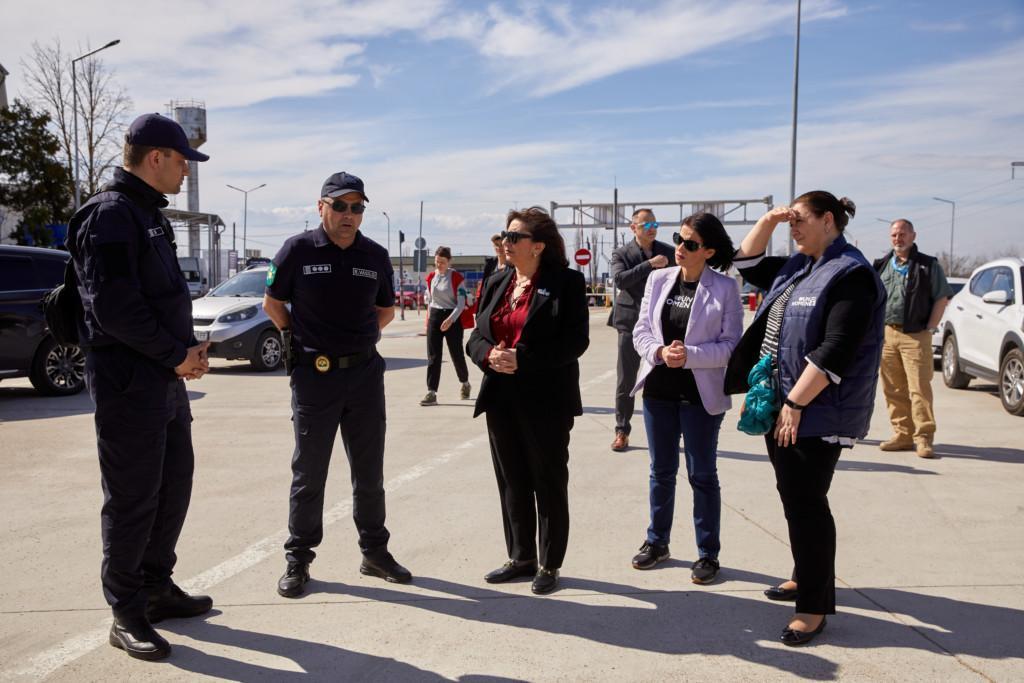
574, 248, 591, 266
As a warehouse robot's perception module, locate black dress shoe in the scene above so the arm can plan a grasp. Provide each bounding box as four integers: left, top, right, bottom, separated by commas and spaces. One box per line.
146, 584, 213, 623
108, 616, 171, 661
278, 561, 310, 598
484, 560, 538, 584
360, 552, 413, 584
764, 585, 799, 601
780, 616, 827, 646
531, 568, 559, 595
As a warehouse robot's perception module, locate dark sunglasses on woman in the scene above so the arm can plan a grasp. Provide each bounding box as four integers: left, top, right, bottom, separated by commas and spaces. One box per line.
323, 198, 366, 214
672, 233, 704, 252
500, 230, 532, 244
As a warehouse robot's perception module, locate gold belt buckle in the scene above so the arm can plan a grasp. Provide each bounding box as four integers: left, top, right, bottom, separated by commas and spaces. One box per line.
314, 354, 331, 373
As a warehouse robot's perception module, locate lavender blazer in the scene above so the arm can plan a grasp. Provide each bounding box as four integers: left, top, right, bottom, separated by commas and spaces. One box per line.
630, 265, 743, 415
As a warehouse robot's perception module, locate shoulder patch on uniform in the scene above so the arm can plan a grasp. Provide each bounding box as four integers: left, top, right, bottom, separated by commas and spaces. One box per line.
266, 263, 277, 286
148, 227, 165, 238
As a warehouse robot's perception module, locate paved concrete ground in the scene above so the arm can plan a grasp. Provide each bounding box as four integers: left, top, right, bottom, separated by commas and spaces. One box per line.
1, 308, 1022, 682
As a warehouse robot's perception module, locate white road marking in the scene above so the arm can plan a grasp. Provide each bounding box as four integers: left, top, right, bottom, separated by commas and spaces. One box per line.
8, 435, 488, 681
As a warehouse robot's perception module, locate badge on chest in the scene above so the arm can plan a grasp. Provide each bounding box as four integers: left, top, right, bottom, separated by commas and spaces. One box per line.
303, 264, 333, 275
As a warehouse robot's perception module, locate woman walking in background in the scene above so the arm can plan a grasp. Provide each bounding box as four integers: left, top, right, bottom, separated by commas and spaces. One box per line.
629, 213, 742, 584
725, 191, 885, 646
420, 246, 471, 406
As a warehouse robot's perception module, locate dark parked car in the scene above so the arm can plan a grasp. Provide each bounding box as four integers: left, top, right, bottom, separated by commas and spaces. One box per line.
0, 245, 85, 395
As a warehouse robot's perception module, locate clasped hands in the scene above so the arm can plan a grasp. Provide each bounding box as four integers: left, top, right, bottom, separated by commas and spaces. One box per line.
659, 340, 687, 368
175, 342, 210, 381
488, 341, 518, 374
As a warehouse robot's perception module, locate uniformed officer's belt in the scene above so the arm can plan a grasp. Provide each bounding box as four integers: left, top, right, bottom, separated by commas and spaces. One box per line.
298, 349, 374, 373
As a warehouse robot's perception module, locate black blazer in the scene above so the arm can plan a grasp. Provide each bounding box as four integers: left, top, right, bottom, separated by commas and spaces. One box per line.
467, 266, 590, 418
608, 238, 675, 331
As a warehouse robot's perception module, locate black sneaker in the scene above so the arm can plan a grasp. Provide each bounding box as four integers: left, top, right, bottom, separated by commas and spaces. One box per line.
631, 541, 670, 570
690, 557, 720, 584
277, 561, 310, 598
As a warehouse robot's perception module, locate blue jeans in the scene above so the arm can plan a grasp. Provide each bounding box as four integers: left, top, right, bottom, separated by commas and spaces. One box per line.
642, 398, 724, 559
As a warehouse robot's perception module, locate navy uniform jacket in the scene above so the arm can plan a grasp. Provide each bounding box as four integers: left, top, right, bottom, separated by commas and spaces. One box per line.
267, 228, 394, 355
69, 168, 195, 371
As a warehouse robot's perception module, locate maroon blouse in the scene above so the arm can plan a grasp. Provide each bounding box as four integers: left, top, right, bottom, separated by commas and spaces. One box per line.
490, 276, 534, 348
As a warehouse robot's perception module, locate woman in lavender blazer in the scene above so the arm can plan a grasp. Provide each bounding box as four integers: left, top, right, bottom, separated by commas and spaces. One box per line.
628, 213, 743, 584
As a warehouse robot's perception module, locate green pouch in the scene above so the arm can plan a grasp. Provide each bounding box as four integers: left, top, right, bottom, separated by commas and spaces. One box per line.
737, 354, 780, 436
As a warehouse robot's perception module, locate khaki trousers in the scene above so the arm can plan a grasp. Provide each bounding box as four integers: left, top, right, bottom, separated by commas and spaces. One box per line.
880, 325, 936, 441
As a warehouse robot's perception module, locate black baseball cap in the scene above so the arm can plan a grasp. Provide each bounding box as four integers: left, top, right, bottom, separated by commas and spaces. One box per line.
321, 172, 368, 202
125, 113, 210, 162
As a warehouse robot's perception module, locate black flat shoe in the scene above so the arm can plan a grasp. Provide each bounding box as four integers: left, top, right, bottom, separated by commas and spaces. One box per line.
109, 616, 171, 661
764, 585, 799, 601
484, 560, 538, 584
780, 616, 827, 646
531, 568, 559, 595
146, 584, 213, 623
360, 552, 413, 584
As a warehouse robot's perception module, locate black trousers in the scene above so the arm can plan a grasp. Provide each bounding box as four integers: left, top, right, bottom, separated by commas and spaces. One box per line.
286, 353, 390, 564
615, 330, 641, 435
765, 435, 842, 615
485, 401, 573, 569
86, 347, 194, 619
426, 308, 469, 391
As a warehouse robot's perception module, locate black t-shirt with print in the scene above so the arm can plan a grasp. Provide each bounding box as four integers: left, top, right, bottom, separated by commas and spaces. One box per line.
643, 279, 701, 404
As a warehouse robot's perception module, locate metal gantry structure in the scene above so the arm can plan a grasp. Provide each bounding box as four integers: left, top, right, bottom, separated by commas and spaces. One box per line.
550, 195, 775, 286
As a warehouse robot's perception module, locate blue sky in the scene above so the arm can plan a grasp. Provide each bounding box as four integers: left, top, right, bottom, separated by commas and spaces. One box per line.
2, 0, 1022, 272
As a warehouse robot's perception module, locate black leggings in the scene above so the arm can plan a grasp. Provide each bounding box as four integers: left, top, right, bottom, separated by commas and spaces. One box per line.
426, 308, 469, 391
765, 435, 842, 615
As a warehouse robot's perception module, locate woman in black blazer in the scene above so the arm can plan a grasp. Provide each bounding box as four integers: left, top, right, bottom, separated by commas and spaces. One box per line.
467, 207, 590, 595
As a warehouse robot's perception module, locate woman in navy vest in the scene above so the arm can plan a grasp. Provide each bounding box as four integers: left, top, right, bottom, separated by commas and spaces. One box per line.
724, 191, 885, 646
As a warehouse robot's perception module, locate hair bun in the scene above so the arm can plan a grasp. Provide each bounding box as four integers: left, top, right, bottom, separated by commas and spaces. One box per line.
838, 196, 856, 217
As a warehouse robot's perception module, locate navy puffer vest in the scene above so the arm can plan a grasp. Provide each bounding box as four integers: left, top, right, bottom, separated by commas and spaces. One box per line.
758, 235, 885, 439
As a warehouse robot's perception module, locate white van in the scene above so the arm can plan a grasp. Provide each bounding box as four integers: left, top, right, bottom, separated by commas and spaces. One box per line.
177, 256, 208, 299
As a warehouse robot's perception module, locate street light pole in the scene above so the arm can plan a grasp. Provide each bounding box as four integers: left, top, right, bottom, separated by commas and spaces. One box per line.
226, 183, 266, 266
72, 39, 120, 209
1012, 161, 1024, 179
787, 0, 802, 255
382, 211, 391, 255
933, 196, 956, 268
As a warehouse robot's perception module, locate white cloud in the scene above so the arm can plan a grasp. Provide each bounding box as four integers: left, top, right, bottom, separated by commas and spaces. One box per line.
433, 0, 847, 97
2, 0, 452, 109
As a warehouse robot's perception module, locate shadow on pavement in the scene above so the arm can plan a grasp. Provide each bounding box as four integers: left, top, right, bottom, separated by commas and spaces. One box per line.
718, 449, 937, 476
163, 610, 455, 681
0, 387, 95, 421
297, 576, 1023, 679
385, 357, 429, 372
857, 438, 1024, 465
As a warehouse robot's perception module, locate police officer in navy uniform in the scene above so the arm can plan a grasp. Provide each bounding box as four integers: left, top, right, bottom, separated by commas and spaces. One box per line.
264, 172, 412, 597
68, 114, 213, 661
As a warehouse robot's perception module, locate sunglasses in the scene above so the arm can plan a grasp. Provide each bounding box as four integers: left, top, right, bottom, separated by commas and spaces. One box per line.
500, 230, 533, 244
635, 221, 659, 230
323, 198, 366, 214
672, 233, 704, 252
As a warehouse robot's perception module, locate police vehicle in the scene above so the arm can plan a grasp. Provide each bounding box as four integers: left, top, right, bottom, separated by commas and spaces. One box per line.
191, 266, 283, 371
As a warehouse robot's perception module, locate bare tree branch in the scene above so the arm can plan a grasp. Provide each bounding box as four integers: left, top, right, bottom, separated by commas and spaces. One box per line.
18, 38, 132, 200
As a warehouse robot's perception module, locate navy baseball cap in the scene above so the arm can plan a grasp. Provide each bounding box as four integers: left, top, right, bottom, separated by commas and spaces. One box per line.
321, 172, 368, 202
125, 113, 210, 162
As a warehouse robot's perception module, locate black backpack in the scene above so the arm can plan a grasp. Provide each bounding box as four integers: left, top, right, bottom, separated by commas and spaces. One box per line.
43, 257, 83, 347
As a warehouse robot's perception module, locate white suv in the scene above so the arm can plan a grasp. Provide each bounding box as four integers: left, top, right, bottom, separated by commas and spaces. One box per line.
939, 257, 1024, 415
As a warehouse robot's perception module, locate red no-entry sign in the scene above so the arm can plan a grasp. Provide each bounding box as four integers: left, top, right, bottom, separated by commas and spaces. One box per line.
574, 248, 591, 266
